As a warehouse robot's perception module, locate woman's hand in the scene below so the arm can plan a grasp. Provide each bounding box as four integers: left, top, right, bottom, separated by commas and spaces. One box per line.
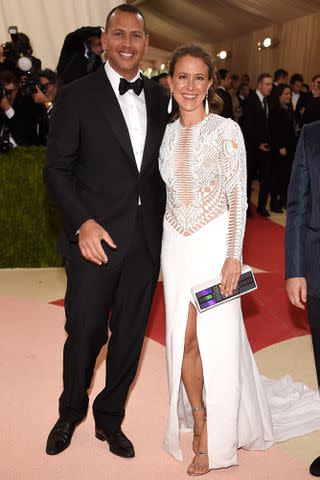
220, 258, 241, 296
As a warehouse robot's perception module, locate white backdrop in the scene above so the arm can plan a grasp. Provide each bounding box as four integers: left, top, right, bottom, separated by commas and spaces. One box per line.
0, 0, 119, 70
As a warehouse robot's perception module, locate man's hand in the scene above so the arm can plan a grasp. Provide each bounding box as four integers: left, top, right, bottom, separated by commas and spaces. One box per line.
259, 143, 270, 152
286, 277, 307, 309
32, 85, 49, 105
78, 219, 117, 265
220, 258, 241, 296
279, 147, 287, 157
0, 95, 11, 112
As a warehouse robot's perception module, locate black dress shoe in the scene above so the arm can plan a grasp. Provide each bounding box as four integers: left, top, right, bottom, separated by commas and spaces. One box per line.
46, 418, 80, 455
256, 207, 270, 217
246, 207, 253, 218
95, 427, 135, 458
270, 205, 283, 214
310, 456, 320, 476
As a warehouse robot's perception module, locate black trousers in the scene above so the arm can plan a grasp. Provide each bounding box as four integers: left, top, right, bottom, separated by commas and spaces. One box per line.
256, 149, 272, 210
246, 148, 271, 210
307, 296, 320, 388
270, 152, 293, 208
59, 209, 158, 433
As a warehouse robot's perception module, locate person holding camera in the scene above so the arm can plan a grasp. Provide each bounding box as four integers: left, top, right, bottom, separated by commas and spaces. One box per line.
57, 26, 103, 85
31, 69, 62, 144
0, 31, 41, 77
0, 70, 40, 148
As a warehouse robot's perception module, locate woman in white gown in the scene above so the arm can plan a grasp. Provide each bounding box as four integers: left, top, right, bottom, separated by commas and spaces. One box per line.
159, 44, 320, 476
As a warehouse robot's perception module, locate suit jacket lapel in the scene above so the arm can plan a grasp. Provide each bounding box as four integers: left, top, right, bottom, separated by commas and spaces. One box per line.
93, 67, 137, 171
141, 77, 159, 174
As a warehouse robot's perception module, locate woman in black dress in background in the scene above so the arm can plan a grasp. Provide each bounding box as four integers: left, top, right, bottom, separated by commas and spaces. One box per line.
269, 84, 297, 211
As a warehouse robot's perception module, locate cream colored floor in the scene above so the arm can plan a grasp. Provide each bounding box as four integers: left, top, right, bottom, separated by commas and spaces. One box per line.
1, 266, 320, 467
1, 183, 318, 474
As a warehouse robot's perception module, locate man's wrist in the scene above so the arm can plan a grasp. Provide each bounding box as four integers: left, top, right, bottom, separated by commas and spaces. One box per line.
44, 101, 53, 110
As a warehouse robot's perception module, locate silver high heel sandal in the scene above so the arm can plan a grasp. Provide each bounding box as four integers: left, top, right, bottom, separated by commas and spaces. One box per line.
191, 405, 206, 454
187, 451, 211, 476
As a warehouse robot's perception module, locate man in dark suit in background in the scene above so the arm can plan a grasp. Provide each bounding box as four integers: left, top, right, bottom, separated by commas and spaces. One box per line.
269, 68, 289, 110
216, 68, 234, 119
240, 73, 273, 217
285, 120, 320, 478
290, 73, 305, 112
44, 4, 168, 459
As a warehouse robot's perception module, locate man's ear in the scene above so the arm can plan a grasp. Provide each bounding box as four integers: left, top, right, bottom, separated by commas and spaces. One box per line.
101, 31, 107, 51
144, 34, 149, 54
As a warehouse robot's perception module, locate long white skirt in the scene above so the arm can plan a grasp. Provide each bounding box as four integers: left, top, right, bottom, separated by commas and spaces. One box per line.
161, 212, 320, 469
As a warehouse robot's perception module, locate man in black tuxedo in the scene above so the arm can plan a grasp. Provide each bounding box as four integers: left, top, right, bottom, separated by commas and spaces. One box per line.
44, 4, 168, 458
216, 68, 234, 119
240, 73, 273, 217
285, 120, 320, 477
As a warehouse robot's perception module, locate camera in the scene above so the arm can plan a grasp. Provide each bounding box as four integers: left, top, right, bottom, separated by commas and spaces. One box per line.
20, 72, 40, 96
0, 135, 13, 153
3, 26, 29, 65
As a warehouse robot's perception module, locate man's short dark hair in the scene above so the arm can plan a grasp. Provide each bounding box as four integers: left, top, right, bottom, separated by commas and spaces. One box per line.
218, 69, 229, 81
239, 82, 249, 91
0, 69, 18, 85
274, 69, 288, 82
105, 4, 147, 34
290, 73, 304, 85
257, 73, 272, 84
39, 69, 62, 88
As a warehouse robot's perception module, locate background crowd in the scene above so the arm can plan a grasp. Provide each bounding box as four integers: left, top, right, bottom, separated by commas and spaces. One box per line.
1, 27, 320, 221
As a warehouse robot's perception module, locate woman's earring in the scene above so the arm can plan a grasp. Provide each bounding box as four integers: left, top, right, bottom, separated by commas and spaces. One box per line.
167, 92, 173, 114
205, 93, 209, 115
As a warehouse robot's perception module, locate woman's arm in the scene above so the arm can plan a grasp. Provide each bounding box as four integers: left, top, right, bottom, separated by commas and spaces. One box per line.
220, 120, 247, 295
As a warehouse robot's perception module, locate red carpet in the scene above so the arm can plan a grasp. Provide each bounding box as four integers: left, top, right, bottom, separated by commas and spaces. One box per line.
50, 208, 310, 353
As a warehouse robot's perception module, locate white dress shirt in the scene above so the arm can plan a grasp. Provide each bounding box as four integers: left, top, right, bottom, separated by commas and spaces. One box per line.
256, 89, 269, 117
292, 91, 300, 111
0, 107, 17, 147
104, 61, 147, 174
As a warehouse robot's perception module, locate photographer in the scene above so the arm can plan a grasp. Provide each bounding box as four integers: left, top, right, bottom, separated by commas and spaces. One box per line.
31, 69, 62, 144
57, 26, 103, 84
0, 31, 41, 77
0, 70, 40, 149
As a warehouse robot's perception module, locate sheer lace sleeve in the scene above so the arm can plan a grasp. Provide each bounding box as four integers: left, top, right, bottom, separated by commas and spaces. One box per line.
220, 120, 247, 260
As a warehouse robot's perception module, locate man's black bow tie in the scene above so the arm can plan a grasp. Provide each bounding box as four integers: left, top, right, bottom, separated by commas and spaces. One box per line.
119, 77, 144, 96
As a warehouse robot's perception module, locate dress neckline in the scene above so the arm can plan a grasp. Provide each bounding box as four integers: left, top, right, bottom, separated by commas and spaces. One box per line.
178, 114, 211, 130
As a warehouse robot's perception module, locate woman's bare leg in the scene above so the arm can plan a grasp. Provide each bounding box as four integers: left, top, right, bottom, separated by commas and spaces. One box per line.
182, 303, 209, 475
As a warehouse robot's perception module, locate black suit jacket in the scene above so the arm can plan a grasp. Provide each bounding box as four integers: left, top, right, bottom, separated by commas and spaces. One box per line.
300, 97, 320, 127
216, 87, 234, 120
269, 106, 297, 157
240, 92, 271, 150
0, 93, 41, 146
44, 66, 168, 267
285, 121, 320, 298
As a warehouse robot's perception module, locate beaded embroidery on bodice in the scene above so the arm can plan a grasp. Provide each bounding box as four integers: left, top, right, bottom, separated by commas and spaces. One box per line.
159, 114, 247, 259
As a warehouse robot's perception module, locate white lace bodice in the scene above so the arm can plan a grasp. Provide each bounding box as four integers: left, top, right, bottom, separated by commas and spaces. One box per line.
159, 114, 247, 260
